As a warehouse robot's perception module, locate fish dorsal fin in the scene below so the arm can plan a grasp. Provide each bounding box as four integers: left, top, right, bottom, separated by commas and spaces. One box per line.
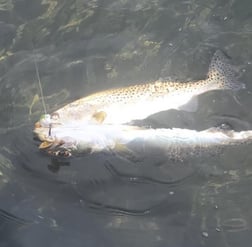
207, 50, 245, 91
92, 111, 107, 123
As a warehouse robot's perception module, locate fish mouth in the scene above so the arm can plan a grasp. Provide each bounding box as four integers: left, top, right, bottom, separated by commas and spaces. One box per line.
33, 125, 61, 153
33, 122, 56, 148
33, 123, 73, 158
33, 121, 50, 140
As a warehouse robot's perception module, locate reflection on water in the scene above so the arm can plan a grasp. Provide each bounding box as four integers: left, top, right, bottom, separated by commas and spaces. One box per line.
1, 0, 252, 246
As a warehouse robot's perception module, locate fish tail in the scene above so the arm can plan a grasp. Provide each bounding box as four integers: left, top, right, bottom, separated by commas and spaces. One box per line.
206, 50, 245, 91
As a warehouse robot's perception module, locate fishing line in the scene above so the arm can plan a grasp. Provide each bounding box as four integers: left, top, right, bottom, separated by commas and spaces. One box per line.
49, 123, 52, 136
32, 49, 47, 115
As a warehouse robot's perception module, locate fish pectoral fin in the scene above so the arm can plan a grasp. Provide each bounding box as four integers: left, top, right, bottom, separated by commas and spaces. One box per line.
178, 96, 198, 112
92, 111, 107, 123
114, 142, 142, 163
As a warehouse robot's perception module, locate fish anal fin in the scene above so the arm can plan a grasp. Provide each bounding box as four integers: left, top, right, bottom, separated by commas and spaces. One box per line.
92, 111, 107, 123
178, 96, 198, 112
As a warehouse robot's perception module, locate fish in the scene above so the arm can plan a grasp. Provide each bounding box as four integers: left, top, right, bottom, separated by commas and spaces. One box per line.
33, 123, 252, 159
37, 50, 245, 127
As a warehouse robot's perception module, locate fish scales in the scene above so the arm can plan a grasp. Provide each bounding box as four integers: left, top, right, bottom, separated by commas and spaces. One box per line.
46, 50, 244, 125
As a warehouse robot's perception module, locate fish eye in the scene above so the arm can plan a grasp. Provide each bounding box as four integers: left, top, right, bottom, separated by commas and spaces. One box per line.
51, 112, 60, 121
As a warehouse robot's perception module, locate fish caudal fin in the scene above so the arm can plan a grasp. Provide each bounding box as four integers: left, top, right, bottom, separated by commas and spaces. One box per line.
207, 50, 245, 91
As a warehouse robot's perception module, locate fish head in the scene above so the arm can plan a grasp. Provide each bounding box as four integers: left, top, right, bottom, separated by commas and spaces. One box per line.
35, 110, 79, 129
35, 113, 62, 128
33, 118, 75, 157
33, 114, 60, 147
33, 114, 117, 156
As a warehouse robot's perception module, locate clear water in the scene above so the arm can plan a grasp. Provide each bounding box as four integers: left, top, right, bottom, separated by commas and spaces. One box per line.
0, 0, 252, 246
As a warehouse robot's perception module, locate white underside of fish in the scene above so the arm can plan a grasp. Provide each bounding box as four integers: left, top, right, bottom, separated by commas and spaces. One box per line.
34, 123, 252, 156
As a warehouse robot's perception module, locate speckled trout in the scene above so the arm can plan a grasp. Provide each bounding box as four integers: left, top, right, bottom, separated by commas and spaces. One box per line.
37, 50, 244, 127
33, 123, 252, 158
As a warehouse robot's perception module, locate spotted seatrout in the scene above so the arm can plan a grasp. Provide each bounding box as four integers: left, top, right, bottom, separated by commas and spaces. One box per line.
36, 50, 244, 127
33, 123, 252, 158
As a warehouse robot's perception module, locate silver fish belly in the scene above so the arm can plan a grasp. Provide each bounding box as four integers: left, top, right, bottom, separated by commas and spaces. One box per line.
33, 124, 252, 158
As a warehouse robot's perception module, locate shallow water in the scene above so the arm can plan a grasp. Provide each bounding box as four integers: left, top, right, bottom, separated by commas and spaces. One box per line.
1, 0, 252, 246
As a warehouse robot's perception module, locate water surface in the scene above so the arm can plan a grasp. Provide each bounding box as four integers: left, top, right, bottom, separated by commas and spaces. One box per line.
0, 0, 252, 246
